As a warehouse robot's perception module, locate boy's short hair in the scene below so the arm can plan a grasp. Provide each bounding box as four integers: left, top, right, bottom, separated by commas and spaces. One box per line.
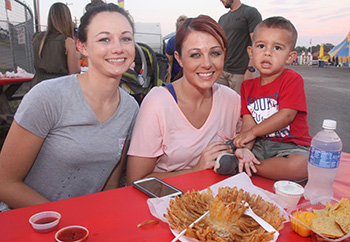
254, 16, 298, 50
176, 15, 187, 30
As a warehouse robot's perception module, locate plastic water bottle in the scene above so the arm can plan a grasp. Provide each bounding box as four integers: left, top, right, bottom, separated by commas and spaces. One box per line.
304, 119, 342, 203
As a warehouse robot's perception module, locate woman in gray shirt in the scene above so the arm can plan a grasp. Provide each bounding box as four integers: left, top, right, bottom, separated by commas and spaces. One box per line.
0, 3, 139, 211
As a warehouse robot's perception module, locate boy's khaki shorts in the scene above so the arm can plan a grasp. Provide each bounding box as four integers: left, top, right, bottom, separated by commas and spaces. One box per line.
251, 139, 310, 161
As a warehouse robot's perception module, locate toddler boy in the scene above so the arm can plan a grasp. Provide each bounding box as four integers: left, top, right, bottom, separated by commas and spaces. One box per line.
215, 16, 312, 181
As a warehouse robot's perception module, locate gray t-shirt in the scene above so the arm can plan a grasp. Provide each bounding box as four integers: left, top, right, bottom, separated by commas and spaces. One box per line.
13, 75, 139, 203
219, 4, 262, 74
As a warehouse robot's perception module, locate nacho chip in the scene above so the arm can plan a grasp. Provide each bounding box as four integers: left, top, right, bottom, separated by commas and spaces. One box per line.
338, 198, 350, 207
329, 202, 340, 213
335, 214, 350, 234
310, 216, 345, 239
313, 207, 330, 217
332, 198, 350, 217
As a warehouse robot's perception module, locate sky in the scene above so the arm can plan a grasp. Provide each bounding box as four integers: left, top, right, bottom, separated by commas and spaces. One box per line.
24, 0, 350, 48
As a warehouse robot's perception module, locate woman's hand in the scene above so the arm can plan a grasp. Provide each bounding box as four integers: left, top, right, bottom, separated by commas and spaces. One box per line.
194, 141, 233, 171
235, 148, 260, 176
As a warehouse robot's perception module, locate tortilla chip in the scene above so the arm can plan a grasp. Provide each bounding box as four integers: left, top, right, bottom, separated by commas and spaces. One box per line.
335, 214, 350, 234
310, 216, 345, 239
338, 198, 350, 207
329, 202, 340, 213
333, 207, 350, 217
332, 198, 350, 217
313, 207, 330, 217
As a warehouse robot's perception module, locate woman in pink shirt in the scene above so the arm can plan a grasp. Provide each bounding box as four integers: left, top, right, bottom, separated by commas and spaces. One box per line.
126, 15, 241, 184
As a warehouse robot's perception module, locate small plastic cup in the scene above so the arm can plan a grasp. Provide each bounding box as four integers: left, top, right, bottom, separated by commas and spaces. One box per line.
55, 225, 89, 242
29, 211, 61, 233
274, 180, 304, 208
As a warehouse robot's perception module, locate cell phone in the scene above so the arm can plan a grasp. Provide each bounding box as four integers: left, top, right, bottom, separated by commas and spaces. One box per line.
132, 177, 183, 198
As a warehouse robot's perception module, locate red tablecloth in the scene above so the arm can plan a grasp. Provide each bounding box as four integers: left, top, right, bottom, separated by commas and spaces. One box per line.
333, 152, 350, 200
0, 153, 349, 242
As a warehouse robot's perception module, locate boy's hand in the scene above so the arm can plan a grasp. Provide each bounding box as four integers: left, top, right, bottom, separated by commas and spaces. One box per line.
234, 130, 256, 148
235, 148, 260, 176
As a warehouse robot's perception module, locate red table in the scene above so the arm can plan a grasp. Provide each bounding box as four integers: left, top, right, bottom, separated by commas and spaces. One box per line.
0, 77, 32, 86
0, 76, 32, 125
0, 152, 349, 242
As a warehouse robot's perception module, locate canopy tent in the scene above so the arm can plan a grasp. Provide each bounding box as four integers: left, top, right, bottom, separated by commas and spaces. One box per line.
329, 30, 350, 63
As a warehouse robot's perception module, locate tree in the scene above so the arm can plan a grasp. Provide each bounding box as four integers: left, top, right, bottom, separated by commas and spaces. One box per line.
295, 46, 307, 53
324, 43, 335, 52
295, 43, 335, 53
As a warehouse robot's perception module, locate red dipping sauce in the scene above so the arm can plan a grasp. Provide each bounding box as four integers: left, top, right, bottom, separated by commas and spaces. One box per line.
55, 226, 89, 242
29, 211, 61, 233
35, 217, 58, 224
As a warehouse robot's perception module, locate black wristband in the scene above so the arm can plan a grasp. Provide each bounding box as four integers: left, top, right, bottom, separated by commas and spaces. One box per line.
247, 66, 256, 72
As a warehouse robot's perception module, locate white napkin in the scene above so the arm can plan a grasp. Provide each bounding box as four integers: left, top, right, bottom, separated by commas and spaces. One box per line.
147, 173, 289, 242
4, 67, 34, 78
16, 66, 34, 78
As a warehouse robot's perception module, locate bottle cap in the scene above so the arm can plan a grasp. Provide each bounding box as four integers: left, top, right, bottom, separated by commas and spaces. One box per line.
322, 119, 336, 129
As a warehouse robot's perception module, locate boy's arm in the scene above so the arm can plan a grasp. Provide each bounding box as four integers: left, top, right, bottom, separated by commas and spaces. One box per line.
233, 115, 261, 176
235, 114, 256, 150
234, 108, 298, 148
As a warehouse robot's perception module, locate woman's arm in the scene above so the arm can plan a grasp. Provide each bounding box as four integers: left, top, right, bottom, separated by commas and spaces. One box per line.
126, 141, 232, 185
126, 155, 201, 185
103, 140, 130, 190
126, 156, 158, 185
0, 121, 49, 209
65, 37, 81, 74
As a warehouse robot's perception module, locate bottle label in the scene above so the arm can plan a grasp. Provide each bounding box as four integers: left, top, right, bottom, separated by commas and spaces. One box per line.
308, 147, 341, 168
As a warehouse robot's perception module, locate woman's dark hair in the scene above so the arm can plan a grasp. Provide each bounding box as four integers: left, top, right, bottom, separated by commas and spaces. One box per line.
85, 0, 105, 12
78, 3, 134, 42
175, 15, 228, 58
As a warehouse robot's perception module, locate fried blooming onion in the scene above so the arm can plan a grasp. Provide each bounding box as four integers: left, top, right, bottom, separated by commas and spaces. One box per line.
164, 186, 285, 242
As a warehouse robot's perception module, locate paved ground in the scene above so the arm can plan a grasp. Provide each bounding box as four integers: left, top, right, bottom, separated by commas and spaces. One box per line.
287, 65, 350, 152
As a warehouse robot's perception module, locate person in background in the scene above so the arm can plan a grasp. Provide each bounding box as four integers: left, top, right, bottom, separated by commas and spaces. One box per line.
335, 56, 339, 67
0, 3, 139, 211
126, 15, 241, 184
217, 0, 261, 94
215, 16, 312, 181
31, 2, 80, 87
165, 15, 187, 83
